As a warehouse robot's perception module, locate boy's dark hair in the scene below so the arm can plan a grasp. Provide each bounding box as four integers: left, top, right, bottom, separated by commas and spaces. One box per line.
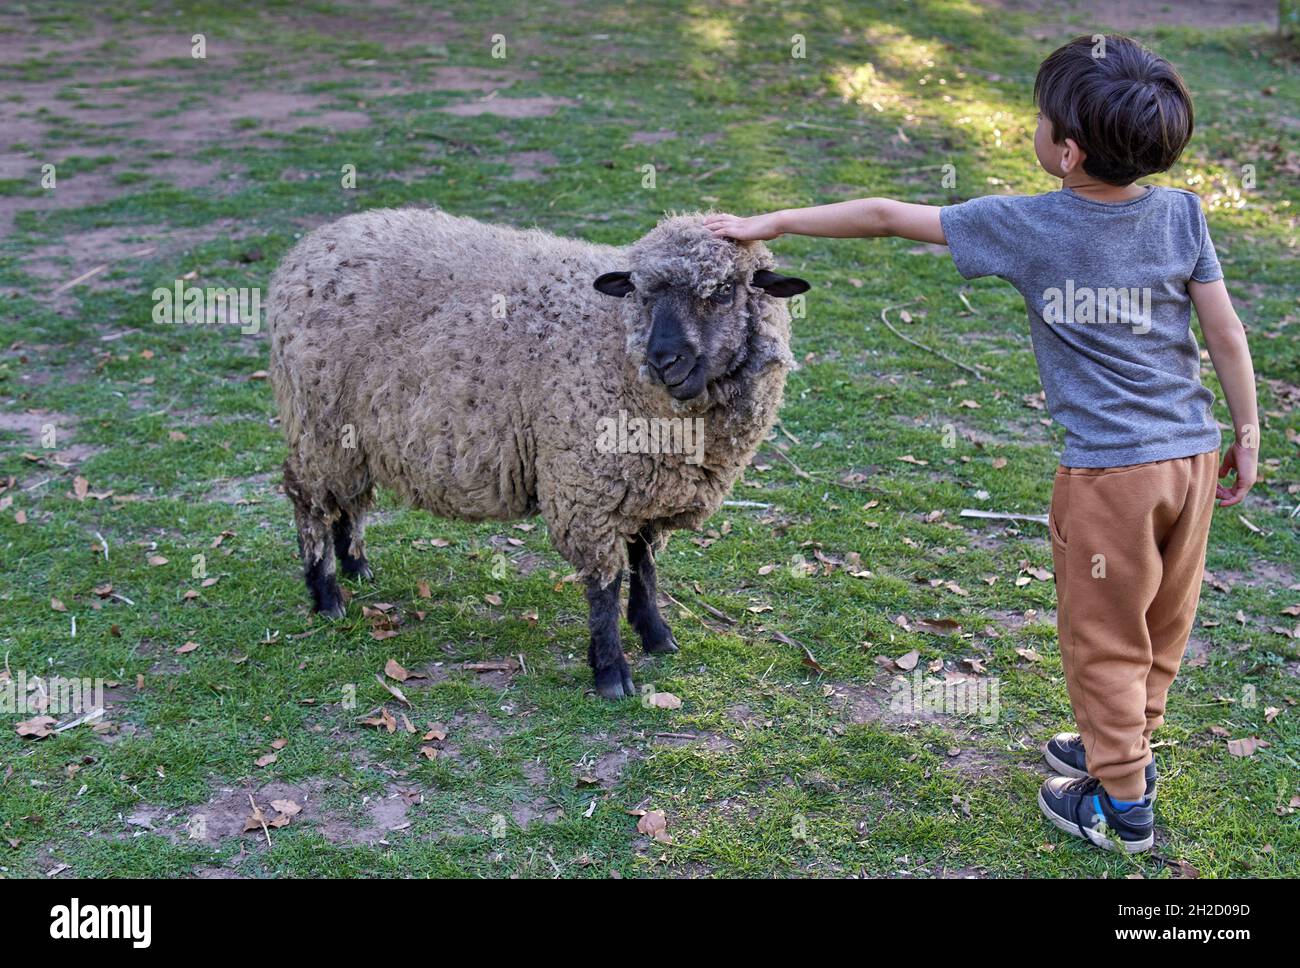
1034, 35, 1193, 185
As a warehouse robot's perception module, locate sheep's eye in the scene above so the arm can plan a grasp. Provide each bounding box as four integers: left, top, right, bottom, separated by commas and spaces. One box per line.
710, 282, 736, 305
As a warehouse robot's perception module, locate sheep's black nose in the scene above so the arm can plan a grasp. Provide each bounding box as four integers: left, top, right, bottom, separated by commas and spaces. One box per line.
649, 348, 683, 373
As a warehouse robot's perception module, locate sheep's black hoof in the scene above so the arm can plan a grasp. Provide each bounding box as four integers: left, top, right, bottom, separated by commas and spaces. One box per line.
594, 663, 636, 700
316, 600, 347, 620
339, 558, 373, 580
640, 627, 679, 655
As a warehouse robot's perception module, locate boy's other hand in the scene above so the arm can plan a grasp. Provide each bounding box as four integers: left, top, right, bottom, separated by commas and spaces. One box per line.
1216, 440, 1257, 507
703, 212, 782, 241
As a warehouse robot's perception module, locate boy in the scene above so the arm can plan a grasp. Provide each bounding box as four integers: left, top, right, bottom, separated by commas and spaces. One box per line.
704, 34, 1258, 853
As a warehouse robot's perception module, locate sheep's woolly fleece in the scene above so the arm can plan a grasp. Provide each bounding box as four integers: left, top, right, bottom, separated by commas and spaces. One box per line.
268, 208, 795, 585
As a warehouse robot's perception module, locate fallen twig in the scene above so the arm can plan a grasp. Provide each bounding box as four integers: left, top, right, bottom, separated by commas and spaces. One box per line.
53, 264, 108, 295
879, 300, 986, 381
959, 509, 1048, 526
55, 707, 103, 733
771, 445, 812, 479
249, 793, 272, 849
771, 630, 827, 673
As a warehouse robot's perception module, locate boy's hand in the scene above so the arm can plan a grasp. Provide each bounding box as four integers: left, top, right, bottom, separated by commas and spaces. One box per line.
703, 212, 782, 241
1216, 440, 1257, 507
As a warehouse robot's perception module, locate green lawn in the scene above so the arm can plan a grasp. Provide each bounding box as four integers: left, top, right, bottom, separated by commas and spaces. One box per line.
0, 0, 1296, 878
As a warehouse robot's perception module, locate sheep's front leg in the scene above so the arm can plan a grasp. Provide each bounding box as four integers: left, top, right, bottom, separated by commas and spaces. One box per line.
627, 530, 677, 654
587, 573, 635, 700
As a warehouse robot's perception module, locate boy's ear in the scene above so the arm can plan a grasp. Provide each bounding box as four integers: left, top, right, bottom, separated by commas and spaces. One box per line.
751, 269, 810, 298
1061, 137, 1086, 175
594, 271, 636, 297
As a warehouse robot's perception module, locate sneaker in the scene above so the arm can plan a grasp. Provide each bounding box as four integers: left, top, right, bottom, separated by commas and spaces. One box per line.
1042, 732, 1157, 798
1038, 775, 1154, 853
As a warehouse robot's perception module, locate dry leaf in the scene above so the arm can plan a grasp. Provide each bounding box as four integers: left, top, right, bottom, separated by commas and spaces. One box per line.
895, 650, 921, 671
50, 597, 67, 612
243, 802, 268, 833
254, 752, 278, 768
17, 716, 57, 739
375, 673, 411, 707
361, 707, 397, 733
1227, 736, 1265, 758
176, 641, 199, 654
915, 618, 961, 635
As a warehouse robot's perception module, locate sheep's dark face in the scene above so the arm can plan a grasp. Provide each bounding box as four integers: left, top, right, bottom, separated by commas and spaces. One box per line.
595, 224, 806, 402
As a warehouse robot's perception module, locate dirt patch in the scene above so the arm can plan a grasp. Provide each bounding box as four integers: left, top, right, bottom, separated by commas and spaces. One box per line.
575, 747, 637, 789
0, 409, 98, 467
123, 779, 330, 844
937, 744, 1010, 779
979, 0, 1276, 32
505, 149, 558, 181
1205, 561, 1297, 592
203, 472, 280, 506
651, 731, 737, 752
827, 675, 1002, 728
20, 220, 251, 301
427, 66, 537, 91
980, 608, 1056, 635
319, 783, 420, 844
435, 710, 506, 759
439, 95, 575, 118
0, 408, 77, 449
627, 129, 677, 145
726, 703, 770, 729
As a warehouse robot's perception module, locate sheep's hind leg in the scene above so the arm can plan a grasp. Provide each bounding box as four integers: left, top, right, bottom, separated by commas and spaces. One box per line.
627, 530, 677, 654
294, 505, 345, 619
332, 510, 373, 580
587, 573, 636, 699
284, 461, 345, 618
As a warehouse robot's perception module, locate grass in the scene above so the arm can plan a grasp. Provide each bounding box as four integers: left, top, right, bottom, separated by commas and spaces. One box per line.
0, 0, 1296, 879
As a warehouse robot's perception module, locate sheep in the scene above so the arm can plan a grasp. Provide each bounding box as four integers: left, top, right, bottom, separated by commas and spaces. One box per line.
267, 208, 809, 698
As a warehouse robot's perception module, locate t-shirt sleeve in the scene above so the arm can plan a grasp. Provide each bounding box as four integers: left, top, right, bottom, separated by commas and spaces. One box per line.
1190, 204, 1223, 283
939, 194, 1028, 283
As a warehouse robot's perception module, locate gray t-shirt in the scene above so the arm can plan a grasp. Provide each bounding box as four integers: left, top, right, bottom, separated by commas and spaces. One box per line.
940, 185, 1222, 467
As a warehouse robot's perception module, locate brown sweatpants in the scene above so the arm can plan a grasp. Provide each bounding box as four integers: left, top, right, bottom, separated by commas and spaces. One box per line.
1048, 449, 1218, 801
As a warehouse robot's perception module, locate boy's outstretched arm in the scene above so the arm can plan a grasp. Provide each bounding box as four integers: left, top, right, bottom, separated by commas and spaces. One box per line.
1190, 278, 1259, 507
704, 199, 946, 245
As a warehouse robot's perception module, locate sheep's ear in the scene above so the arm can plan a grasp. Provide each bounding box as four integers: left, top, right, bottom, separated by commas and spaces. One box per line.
751, 269, 810, 298
594, 271, 636, 297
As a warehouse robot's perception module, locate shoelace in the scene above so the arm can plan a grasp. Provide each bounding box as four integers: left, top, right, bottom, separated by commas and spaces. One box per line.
1063, 776, 1107, 829
1064, 775, 1103, 795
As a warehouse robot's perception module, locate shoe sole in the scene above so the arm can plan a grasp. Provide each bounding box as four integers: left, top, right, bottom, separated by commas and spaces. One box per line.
1037, 789, 1154, 853
1041, 743, 1159, 798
